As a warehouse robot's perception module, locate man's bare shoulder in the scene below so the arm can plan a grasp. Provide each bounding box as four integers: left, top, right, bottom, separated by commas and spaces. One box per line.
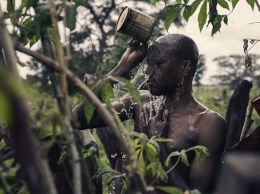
204, 109, 226, 127
199, 108, 227, 152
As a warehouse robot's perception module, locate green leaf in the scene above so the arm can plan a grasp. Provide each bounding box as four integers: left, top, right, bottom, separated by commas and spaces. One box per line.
211, 15, 222, 36
165, 151, 181, 167
223, 15, 228, 25
183, 5, 192, 21
101, 81, 115, 109
157, 186, 183, 194
113, 77, 141, 105
190, 0, 203, 16
138, 149, 146, 175
246, 0, 255, 10
189, 189, 202, 194
153, 137, 175, 148
218, 0, 230, 10
7, 0, 15, 12
231, 0, 239, 9
145, 143, 158, 161
0, 90, 11, 124
72, 0, 86, 5
29, 34, 40, 48
57, 146, 67, 165
22, 0, 29, 8
176, 0, 182, 4
187, 145, 210, 164
162, 4, 182, 32
198, 0, 207, 32
151, 0, 157, 5
180, 150, 189, 166
18, 60, 27, 67
84, 100, 95, 124
65, 2, 77, 31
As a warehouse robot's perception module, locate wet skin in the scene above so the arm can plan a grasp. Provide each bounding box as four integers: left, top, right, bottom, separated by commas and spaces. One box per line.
74, 35, 227, 193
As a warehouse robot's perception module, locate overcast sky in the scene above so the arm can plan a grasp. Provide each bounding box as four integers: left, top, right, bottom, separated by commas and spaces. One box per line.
10, 1, 260, 84
169, 2, 260, 84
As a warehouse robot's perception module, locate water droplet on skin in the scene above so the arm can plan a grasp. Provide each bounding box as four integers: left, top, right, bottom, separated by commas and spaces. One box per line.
111, 153, 118, 158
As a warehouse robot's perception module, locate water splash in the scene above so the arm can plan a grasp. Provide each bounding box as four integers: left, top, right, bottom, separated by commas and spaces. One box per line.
111, 153, 118, 158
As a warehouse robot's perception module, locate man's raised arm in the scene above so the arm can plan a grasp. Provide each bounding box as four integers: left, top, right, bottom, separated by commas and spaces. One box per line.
73, 39, 148, 130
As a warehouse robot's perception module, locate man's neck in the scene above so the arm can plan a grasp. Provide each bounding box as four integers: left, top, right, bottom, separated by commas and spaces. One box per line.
163, 88, 196, 114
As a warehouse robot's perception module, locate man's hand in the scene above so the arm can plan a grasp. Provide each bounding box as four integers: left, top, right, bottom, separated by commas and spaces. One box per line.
120, 39, 148, 69
108, 39, 148, 78
141, 98, 169, 138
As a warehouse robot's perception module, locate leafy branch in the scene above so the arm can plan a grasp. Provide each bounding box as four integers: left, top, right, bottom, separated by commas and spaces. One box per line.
152, 0, 257, 36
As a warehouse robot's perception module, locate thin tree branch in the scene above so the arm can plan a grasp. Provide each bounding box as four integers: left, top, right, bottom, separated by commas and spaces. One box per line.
240, 103, 254, 140
48, 0, 82, 193
0, 6, 57, 194
15, 43, 148, 193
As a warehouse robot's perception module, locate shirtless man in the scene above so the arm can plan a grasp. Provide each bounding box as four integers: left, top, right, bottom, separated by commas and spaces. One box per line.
74, 34, 227, 193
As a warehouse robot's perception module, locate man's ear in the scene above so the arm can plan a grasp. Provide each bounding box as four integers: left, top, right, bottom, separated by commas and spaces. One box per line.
182, 60, 192, 76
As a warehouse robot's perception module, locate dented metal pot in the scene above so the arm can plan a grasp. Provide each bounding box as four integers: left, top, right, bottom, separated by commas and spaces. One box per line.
116, 6, 156, 42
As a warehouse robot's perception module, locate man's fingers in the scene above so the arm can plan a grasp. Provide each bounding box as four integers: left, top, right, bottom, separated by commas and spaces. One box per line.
156, 106, 164, 120
150, 96, 156, 119
141, 105, 150, 124
140, 110, 146, 126
162, 109, 169, 122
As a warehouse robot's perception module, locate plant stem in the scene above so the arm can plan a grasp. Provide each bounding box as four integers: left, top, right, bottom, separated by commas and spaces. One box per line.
15, 44, 149, 193
47, 0, 82, 193
0, 6, 57, 194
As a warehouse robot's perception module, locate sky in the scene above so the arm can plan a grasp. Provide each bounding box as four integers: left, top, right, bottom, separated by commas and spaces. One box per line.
168, 2, 260, 84
4, 1, 260, 84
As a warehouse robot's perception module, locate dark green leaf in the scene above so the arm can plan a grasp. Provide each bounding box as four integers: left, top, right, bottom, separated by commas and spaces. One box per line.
187, 145, 210, 164
246, 0, 255, 10
183, 5, 192, 21
10, 11, 19, 24
138, 149, 146, 175
231, 0, 239, 9
73, 0, 87, 5
176, 0, 182, 4
189, 189, 202, 194
22, 0, 29, 8
165, 151, 180, 166
7, 0, 15, 12
162, 4, 182, 15
211, 15, 222, 36
180, 150, 189, 166
198, 0, 207, 32
101, 81, 115, 109
190, 0, 203, 16
162, 4, 182, 32
153, 137, 175, 148
57, 146, 67, 165
18, 61, 27, 67
29, 34, 40, 48
84, 100, 95, 124
157, 186, 183, 194
151, 0, 157, 5
145, 143, 158, 161
223, 15, 228, 25
218, 0, 230, 10
65, 2, 77, 31
0, 90, 11, 124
